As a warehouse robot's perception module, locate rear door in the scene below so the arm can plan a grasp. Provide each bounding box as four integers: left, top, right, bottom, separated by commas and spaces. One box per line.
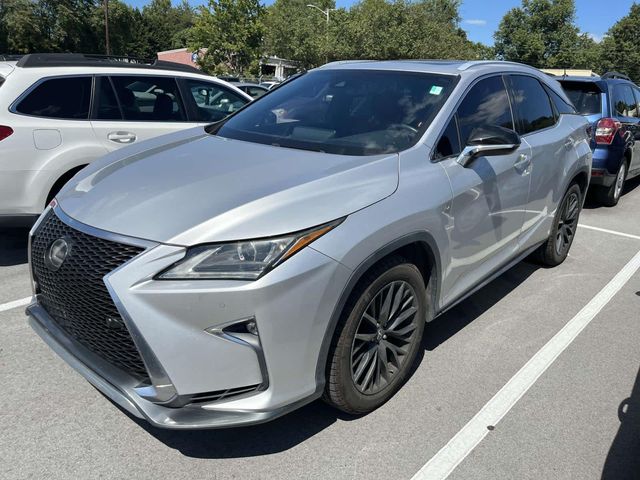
505, 74, 573, 250
90, 75, 192, 152
610, 83, 640, 172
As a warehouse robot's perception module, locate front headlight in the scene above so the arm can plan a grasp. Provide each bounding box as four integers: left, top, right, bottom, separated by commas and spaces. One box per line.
157, 219, 342, 280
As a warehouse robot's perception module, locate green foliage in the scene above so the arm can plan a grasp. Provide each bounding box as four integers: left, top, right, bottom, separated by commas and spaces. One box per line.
494, 0, 599, 70
599, 4, 640, 83
142, 0, 194, 57
189, 0, 263, 75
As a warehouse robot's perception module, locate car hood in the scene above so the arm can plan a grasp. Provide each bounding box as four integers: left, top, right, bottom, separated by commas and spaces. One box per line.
57, 128, 399, 245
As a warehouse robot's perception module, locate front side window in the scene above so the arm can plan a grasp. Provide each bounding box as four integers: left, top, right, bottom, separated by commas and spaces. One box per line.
110, 76, 186, 121
456, 75, 514, 146
16, 76, 91, 119
213, 70, 457, 156
612, 84, 638, 117
184, 80, 249, 122
507, 75, 555, 134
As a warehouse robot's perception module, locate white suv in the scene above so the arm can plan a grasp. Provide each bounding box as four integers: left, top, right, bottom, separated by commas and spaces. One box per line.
0, 53, 252, 226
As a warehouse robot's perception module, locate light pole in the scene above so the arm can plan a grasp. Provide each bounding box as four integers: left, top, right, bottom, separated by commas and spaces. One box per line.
104, 0, 110, 55
307, 4, 334, 64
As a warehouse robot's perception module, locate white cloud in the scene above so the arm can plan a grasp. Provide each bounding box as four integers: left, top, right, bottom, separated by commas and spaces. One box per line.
463, 19, 488, 26
587, 32, 603, 43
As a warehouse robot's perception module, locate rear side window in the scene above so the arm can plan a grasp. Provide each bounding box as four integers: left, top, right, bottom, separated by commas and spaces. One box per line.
456, 75, 514, 147
507, 75, 555, 134
184, 79, 248, 122
612, 84, 638, 118
94, 77, 122, 120
110, 76, 186, 122
560, 81, 601, 115
16, 77, 91, 119
0, 77, 4, 88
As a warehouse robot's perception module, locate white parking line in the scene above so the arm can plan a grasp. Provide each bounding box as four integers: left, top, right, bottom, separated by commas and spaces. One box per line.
411, 248, 640, 480
0, 296, 32, 313
578, 224, 640, 241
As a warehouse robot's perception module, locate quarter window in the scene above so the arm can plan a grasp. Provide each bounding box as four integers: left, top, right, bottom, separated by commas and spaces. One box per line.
110, 76, 186, 121
507, 75, 555, 134
545, 86, 577, 115
434, 116, 460, 159
16, 77, 91, 119
456, 76, 514, 146
184, 79, 249, 122
612, 84, 638, 118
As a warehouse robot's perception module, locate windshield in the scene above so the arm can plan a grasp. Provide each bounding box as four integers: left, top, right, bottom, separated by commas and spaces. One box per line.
212, 69, 457, 156
560, 81, 602, 115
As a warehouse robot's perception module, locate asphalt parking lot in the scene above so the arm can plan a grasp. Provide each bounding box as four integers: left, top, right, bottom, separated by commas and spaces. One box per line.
2, 179, 640, 480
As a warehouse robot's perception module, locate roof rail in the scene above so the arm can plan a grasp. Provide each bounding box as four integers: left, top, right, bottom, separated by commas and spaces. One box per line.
0, 54, 24, 61
457, 60, 535, 71
15, 53, 202, 74
601, 71, 631, 81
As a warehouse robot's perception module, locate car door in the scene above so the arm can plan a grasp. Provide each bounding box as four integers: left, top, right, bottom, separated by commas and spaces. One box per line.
435, 75, 532, 304
504, 74, 574, 251
629, 86, 640, 174
90, 75, 192, 152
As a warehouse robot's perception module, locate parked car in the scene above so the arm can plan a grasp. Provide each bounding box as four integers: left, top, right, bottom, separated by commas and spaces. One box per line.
558, 72, 640, 206
27, 60, 591, 429
0, 53, 252, 227
232, 82, 269, 98
259, 80, 280, 90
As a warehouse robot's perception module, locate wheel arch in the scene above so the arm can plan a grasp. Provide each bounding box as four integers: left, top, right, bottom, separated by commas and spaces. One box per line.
45, 164, 88, 205
314, 232, 442, 387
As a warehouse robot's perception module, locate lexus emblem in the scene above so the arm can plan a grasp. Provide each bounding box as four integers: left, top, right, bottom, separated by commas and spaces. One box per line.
45, 238, 70, 271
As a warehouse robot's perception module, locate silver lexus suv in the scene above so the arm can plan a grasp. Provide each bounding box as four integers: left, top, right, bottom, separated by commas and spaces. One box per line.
27, 60, 592, 429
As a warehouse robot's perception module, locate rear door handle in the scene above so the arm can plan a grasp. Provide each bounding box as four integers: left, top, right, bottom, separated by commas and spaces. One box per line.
108, 131, 137, 144
564, 138, 574, 149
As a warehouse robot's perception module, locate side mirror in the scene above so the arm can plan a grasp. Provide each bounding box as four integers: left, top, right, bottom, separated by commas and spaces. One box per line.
456, 125, 521, 167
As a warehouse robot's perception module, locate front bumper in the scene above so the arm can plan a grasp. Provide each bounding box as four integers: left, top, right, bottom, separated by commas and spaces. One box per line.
27, 206, 352, 429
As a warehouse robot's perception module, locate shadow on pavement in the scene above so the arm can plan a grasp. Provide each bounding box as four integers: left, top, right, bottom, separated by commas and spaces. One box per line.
584, 174, 640, 209
0, 228, 30, 266
601, 365, 640, 480
424, 260, 539, 351
136, 260, 539, 458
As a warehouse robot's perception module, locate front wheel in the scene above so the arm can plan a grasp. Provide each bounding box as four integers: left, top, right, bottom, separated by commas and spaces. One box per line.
533, 183, 583, 267
323, 256, 426, 414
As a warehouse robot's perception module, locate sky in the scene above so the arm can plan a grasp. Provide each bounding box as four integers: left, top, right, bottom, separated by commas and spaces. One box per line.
124, 0, 637, 46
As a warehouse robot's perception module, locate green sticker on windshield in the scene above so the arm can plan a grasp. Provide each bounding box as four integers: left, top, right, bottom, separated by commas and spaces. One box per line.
430, 85, 443, 95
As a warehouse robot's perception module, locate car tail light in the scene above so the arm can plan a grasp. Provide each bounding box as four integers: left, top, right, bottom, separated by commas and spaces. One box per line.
595, 118, 621, 144
0, 125, 13, 141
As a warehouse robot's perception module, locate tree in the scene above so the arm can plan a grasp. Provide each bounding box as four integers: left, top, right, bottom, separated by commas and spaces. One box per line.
142, 0, 195, 56
92, 1, 150, 57
599, 4, 640, 83
189, 0, 263, 75
263, 0, 333, 69
494, 0, 595, 69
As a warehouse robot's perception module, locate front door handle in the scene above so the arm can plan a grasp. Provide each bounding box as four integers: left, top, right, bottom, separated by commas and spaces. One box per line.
514, 153, 532, 174
108, 131, 137, 144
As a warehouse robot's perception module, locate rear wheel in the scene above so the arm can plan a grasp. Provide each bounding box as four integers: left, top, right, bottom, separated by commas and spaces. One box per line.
534, 183, 583, 267
324, 256, 427, 414
596, 161, 627, 207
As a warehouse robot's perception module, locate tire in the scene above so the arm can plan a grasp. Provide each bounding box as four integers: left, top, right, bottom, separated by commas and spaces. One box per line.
323, 256, 427, 414
596, 161, 627, 207
533, 183, 583, 267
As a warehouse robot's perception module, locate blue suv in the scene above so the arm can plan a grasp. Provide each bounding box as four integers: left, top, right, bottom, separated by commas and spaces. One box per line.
559, 72, 640, 206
